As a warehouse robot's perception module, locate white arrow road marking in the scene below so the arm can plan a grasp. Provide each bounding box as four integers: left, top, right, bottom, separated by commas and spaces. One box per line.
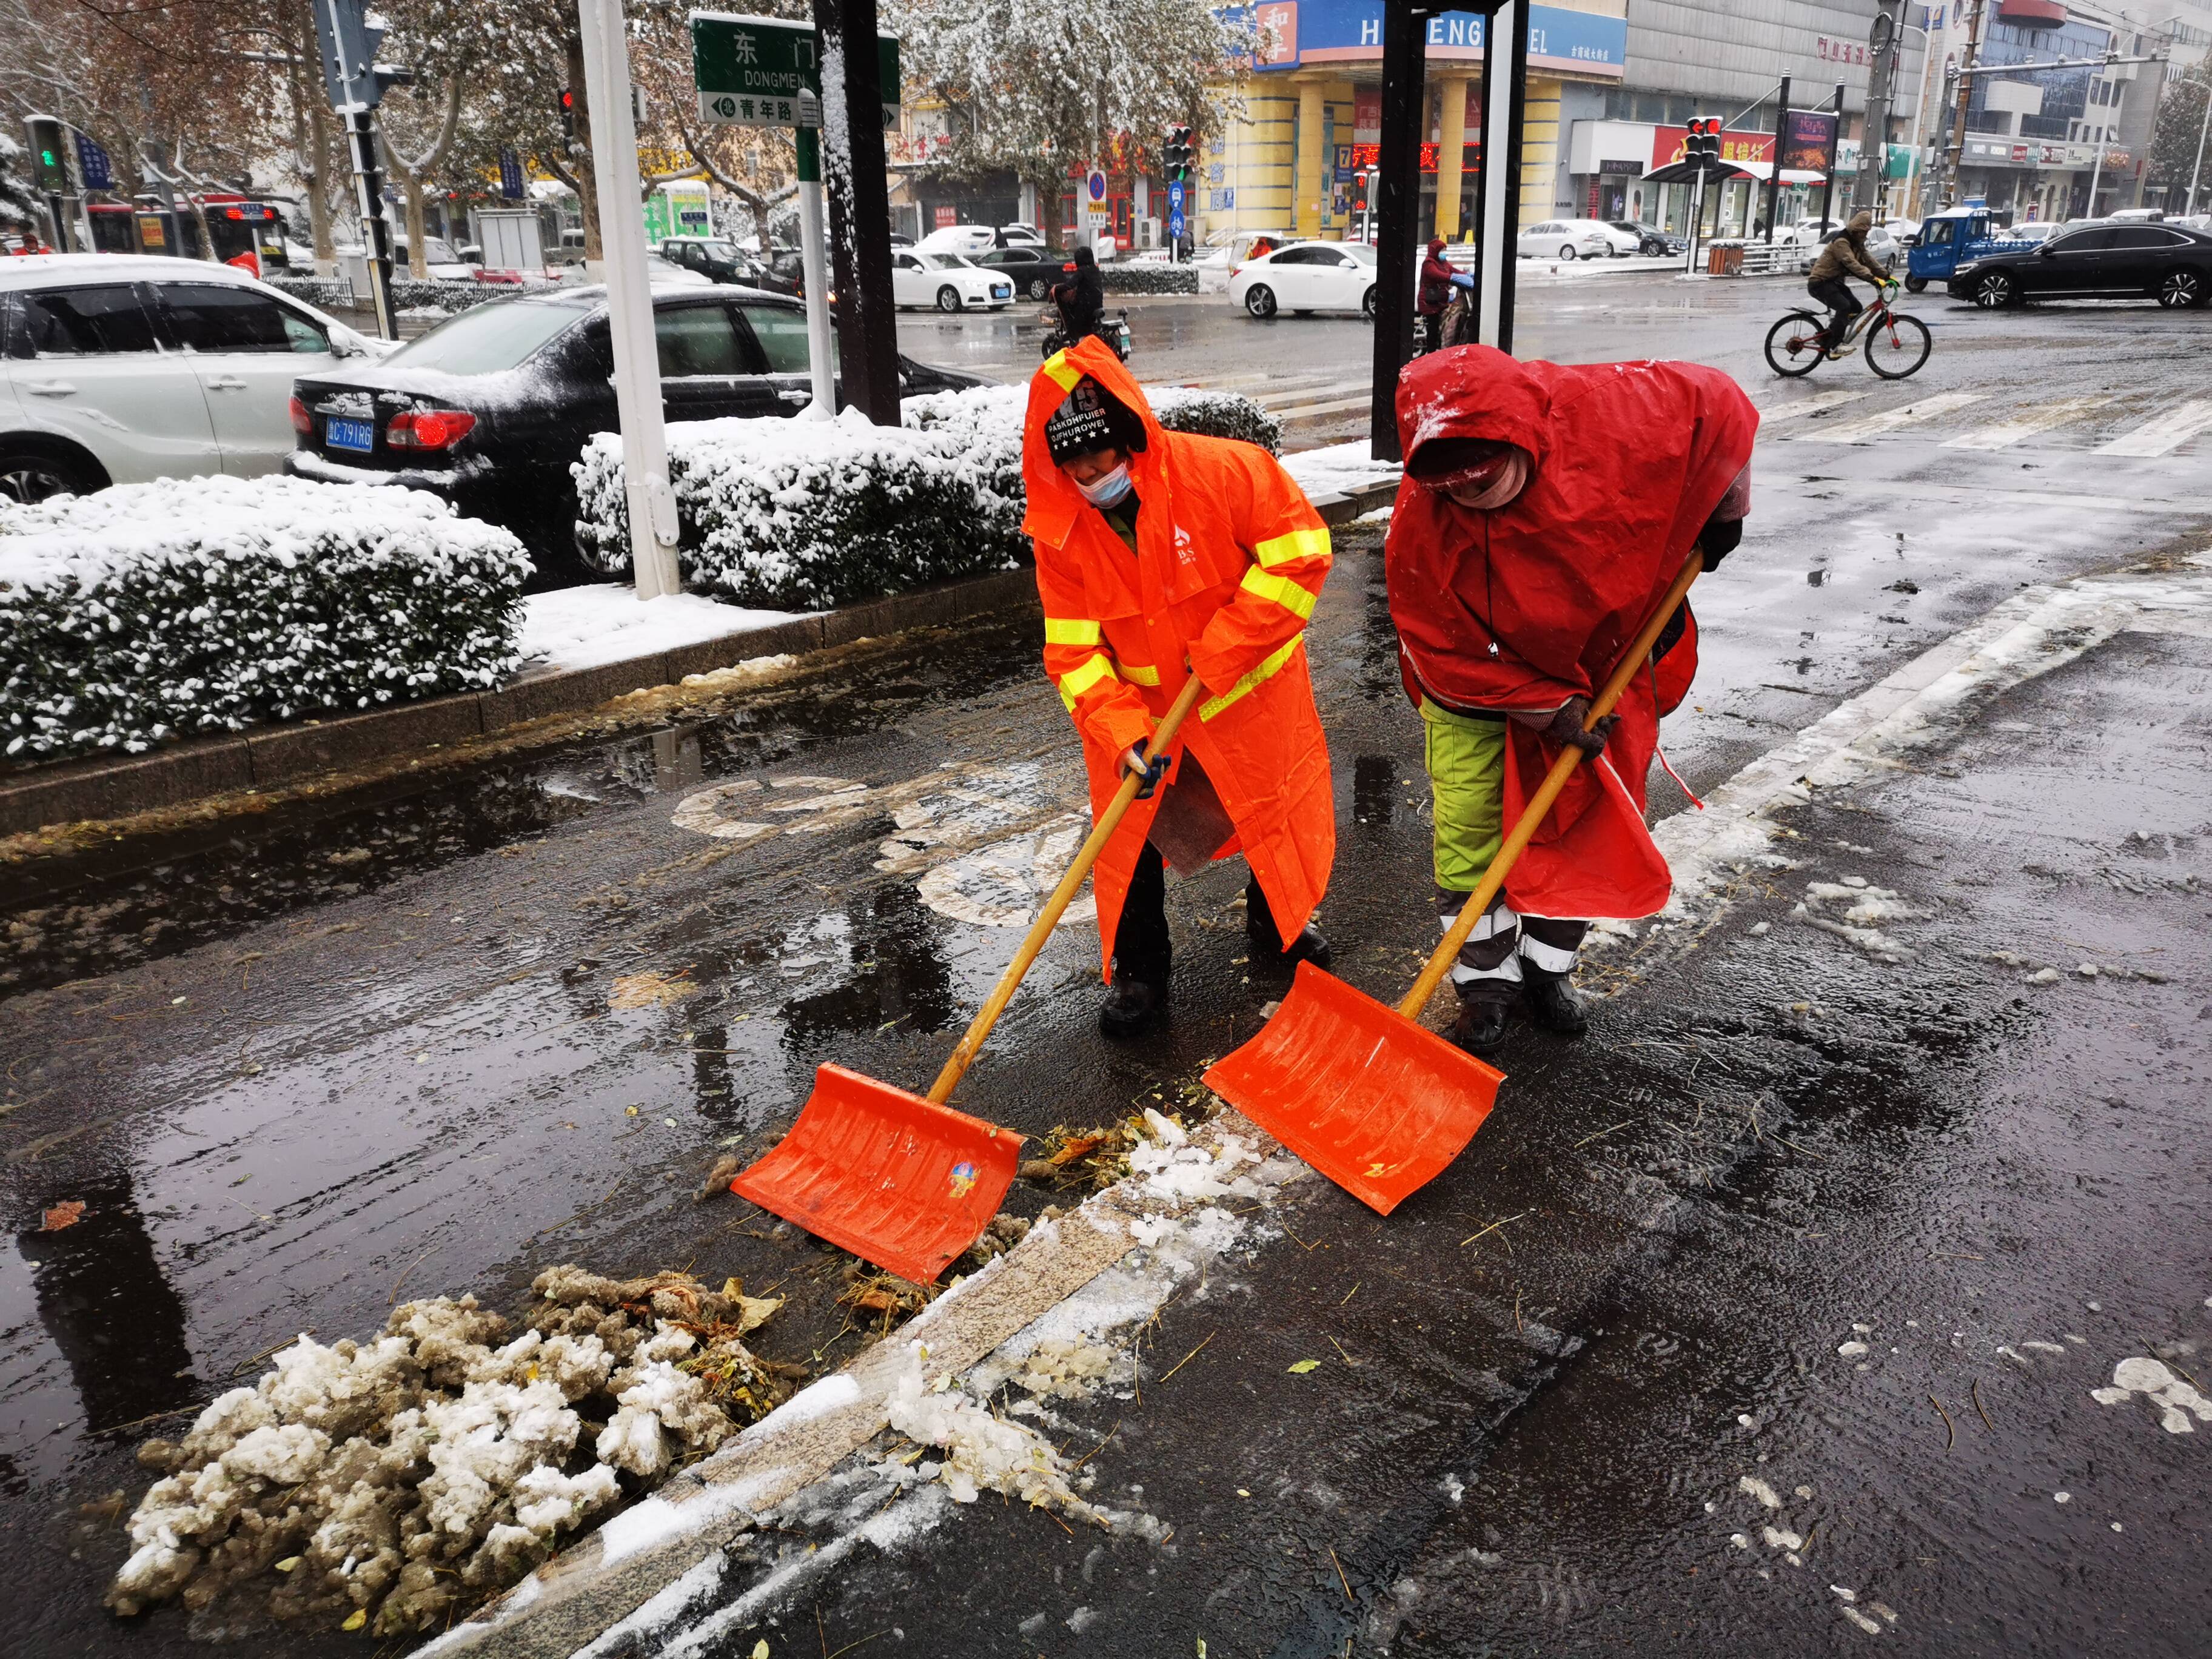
1792, 390, 1986, 443
2096, 399, 2212, 458
1944, 395, 2114, 451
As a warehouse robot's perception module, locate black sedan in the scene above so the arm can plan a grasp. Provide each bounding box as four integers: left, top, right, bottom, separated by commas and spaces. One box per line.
1947, 221, 2212, 309
1609, 220, 1684, 256
286, 286, 986, 585
969, 244, 1072, 300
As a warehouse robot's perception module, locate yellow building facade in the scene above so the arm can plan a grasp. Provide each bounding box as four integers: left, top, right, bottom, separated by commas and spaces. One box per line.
1199, 0, 1629, 245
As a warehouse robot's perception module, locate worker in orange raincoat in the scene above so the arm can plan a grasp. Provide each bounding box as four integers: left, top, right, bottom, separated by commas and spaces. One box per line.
1387, 344, 1756, 1056
1024, 338, 1336, 1038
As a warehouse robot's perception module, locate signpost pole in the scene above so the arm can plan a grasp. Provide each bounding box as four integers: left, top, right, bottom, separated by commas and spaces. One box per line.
578, 0, 682, 600
1817, 84, 1844, 231
1478, 1, 1531, 354
794, 129, 837, 417
1767, 76, 1789, 244
814, 0, 902, 427
1369, 0, 1424, 463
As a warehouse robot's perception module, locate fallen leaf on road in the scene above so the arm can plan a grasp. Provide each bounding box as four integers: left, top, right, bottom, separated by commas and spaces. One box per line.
752, 1643, 770, 1659
341, 1608, 366, 1631
41, 1201, 87, 1232
1287, 1359, 1321, 1375
1048, 1134, 1104, 1167
696, 1154, 744, 1201
608, 970, 695, 1010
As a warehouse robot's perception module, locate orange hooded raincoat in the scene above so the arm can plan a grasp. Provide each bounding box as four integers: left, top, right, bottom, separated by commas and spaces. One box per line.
1022, 338, 1336, 978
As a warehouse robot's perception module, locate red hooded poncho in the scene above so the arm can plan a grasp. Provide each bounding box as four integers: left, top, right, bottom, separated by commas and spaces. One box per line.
1386, 346, 1757, 921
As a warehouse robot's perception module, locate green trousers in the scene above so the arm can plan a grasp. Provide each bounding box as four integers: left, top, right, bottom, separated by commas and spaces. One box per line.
1419, 699, 1589, 994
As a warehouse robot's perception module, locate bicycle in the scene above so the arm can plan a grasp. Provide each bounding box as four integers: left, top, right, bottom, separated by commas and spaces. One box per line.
1764, 281, 1931, 380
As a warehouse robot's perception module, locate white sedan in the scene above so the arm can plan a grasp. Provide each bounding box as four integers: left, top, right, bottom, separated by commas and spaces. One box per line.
890, 250, 1014, 312
0, 253, 383, 503
1228, 240, 1378, 318
1516, 220, 1617, 260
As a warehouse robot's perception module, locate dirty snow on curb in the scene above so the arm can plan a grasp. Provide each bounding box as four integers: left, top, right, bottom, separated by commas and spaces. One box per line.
575, 1117, 1305, 1654
515, 586, 793, 674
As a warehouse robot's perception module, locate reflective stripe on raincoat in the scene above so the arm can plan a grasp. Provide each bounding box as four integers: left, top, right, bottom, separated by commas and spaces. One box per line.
1023, 337, 1336, 977
1386, 344, 1758, 922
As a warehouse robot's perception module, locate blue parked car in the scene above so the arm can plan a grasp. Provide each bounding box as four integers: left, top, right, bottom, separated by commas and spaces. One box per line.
1905, 203, 2037, 292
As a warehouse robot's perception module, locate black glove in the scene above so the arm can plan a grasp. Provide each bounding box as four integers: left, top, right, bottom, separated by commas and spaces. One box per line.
1525, 696, 1617, 756
1700, 515, 1744, 572
1124, 744, 1170, 799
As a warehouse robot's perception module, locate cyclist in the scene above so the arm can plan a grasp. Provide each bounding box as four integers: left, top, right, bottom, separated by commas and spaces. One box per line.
1806, 210, 1894, 359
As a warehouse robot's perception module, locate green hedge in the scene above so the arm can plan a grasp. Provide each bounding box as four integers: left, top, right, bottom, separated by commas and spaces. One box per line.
1099, 264, 1201, 294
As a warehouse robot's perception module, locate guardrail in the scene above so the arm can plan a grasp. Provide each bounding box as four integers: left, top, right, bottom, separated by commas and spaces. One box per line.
1704, 239, 1808, 277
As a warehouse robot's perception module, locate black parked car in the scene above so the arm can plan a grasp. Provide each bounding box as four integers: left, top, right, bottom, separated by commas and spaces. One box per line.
287, 287, 986, 585
1947, 221, 2212, 309
970, 244, 1072, 300
654, 236, 763, 286
1609, 220, 1684, 256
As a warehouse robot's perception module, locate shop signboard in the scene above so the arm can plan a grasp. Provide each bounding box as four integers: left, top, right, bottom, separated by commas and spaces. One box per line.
1781, 111, 1838, 175
1247, 1, 1624, 76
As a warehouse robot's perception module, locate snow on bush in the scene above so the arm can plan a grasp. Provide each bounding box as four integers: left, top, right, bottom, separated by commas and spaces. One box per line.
109, 1267, 786, 1634
0, 475, 531, 764
573, 383, 1278, 608
269, 274, 564, 317
1099, 264, 1200, 295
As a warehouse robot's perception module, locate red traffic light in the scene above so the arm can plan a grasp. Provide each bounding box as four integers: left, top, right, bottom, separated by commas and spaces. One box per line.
560, 89, 575, 110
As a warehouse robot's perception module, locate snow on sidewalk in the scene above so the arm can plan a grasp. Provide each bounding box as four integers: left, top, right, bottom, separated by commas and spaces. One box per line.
516, 586, 794, 676
1281, 440, 1402, 501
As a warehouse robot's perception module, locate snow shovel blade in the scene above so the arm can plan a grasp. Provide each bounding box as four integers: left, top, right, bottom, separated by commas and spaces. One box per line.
1203, 962, 1504, 1216
730, 1064, 1023, 1285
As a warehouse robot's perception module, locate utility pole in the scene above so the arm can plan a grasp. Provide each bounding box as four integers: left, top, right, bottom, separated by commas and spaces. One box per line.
1939, 0, 1988, 208
1855, 0, 1909, 213
1766, 75, 1790, 243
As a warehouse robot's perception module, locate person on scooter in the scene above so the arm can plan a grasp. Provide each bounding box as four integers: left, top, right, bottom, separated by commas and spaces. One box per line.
1051, 244, 1105, 345
1417, 236, 1456, 354
1806, 210, 1894, 360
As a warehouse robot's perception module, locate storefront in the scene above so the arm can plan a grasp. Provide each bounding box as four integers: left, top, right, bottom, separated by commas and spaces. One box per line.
1209, 0, 1629, 245
1956, 135, 2130, 221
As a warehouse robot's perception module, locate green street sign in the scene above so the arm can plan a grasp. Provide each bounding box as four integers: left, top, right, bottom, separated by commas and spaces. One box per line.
689, 12, 899, 132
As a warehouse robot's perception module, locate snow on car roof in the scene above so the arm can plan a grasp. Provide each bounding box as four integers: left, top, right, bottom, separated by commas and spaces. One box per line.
0, 253, 268, 290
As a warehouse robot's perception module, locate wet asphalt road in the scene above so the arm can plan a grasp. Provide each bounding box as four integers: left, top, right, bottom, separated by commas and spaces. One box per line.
4, 273, 2211, 1656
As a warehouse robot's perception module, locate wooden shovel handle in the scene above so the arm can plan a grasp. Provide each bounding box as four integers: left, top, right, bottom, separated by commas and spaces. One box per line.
1396, 545, 1704, 1021
927, 674, 1208, 1104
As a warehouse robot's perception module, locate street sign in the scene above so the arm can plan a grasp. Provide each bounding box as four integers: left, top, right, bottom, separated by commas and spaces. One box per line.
1084, 167, 1108, 218
498, 147, 525, 200
74, 132, 112, 191
1166, 179, 1185, 212
1168, 208, 1185, 239
691, 12, 899, 131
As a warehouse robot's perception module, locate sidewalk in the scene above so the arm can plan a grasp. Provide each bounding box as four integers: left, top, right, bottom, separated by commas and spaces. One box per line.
422, 563, 2212, 1656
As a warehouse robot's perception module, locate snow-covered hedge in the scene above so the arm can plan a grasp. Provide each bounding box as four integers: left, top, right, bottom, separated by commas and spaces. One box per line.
574, 383, 1279, 608
269, 274, 566, 318
1100, 265, 1201, 295
0, 476, 532, 764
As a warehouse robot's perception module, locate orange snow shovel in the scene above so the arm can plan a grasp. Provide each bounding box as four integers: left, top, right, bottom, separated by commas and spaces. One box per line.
733, 675, 1208, 1284
1204, 546, 1706, 1216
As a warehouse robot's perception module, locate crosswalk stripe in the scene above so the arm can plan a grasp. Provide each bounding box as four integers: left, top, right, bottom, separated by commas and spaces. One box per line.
1273, 394, 1374, 421
1943, 395, 2114, 452
1792, 390, 1986, 443
1252, 380, 1366, 410
2095, 399, 2212, 458
1754, 389, 1872, 425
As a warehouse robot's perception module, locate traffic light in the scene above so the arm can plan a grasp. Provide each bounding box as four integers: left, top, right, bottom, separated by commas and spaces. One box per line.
1164, 124, 1194, 183
27, 118, 70, 190
560, 87, 577, 143
1686, 118, 1721, 169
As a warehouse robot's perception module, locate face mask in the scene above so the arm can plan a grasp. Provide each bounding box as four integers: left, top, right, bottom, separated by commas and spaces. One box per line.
1078, 463, 1133, 509
1443, 450, 1529, 511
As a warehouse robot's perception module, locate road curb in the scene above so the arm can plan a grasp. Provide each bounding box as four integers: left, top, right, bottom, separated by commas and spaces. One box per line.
0, 482, 1393, 841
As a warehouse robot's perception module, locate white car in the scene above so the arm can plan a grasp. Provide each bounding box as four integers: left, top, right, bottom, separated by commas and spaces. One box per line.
0, 253, 383, 503
998, 223, 1045, 246
890, 250, 1014, 312
1228, 240, 1378, 318
1517, 220, 1615, 260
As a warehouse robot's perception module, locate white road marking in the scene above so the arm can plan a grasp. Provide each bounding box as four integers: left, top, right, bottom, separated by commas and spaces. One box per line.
1752, 389, 1872, 424
1944, 395, 2114, 451
1273, 393, 1376, 421
1792, 390, 1987, 443
2095, 398, 2212, 458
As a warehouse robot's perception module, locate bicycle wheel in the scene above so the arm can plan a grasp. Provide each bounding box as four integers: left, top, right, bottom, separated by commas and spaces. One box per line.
1866, 312, 1931, 380
1764, 310, 1826, 377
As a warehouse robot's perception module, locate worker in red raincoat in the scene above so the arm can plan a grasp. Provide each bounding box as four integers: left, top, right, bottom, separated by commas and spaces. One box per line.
1386, 344, 1757, 1056
1024, 338, 1336, 1037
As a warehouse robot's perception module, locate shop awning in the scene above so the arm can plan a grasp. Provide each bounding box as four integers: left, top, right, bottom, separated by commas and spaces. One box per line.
1640, 159, 1754, 184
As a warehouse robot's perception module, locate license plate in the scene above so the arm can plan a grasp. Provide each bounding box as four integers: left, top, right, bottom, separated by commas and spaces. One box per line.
326, 416, 374, 454
991, 284, 1010, 298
